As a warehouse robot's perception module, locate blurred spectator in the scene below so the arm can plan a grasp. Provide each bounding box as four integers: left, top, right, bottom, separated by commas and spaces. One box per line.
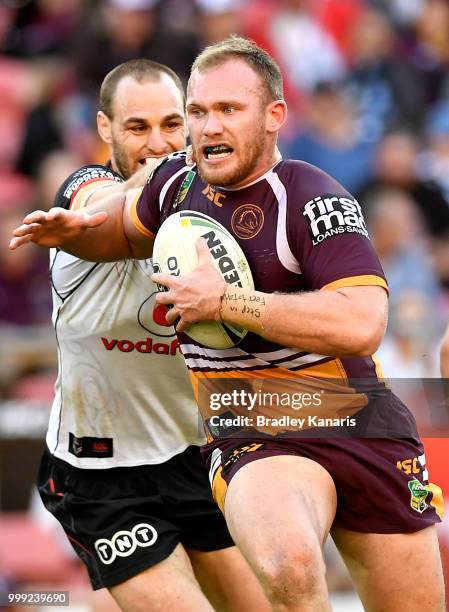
404, 0, 449, 106
269, 0, 346, 95
315, 0, 365, 59
196, 0, 243, 46
3, 0, 82, 57
0, 58, 34, 170
369, 0, 425, 28
358, 130, 449, 239
378, 290, 441, 378
12, 58, 78, 177
0, 205, 52, 327
416, 104, 449, 290
0, 186, 55, 398
243, 0, 346, 112
419, 102, 449, 204
344, 8, 425, 140
35, 149, 83, 211
366, 187, 441, 302
283, 81, 375, 193
71, 0, 199, 102
369, 187, 444, 379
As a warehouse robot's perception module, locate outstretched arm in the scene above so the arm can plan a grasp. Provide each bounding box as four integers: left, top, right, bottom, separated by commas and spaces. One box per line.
9, 161, 159, 261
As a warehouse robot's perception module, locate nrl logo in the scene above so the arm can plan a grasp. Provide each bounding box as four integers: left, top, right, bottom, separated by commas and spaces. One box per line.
408, 479, 429, 514
173, 170, 195, 208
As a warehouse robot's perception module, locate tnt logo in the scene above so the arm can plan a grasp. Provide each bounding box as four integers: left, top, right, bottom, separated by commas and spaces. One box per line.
95, 523, 158, 565
303, 195, 368, 245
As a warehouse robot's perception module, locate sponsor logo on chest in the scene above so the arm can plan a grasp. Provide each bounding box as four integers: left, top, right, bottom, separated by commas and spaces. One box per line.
101, 337, 180, 355
303, 195, 368, 245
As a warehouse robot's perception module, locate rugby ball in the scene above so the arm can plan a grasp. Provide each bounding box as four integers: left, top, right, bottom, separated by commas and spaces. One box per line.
152, 211, 254, 349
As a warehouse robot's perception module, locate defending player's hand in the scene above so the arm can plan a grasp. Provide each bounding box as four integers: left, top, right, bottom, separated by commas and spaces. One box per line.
9, 207, 108, 250
186, 145, 195, 166
152, 238, 227, 332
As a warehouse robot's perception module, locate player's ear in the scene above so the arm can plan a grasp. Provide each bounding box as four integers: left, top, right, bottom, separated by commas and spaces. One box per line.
266, 99, 287, 134
97, 111, 113, 144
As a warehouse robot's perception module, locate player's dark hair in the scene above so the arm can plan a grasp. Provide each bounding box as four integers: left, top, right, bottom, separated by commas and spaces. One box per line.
191, 35, 283, 103
100, 59, 185, 119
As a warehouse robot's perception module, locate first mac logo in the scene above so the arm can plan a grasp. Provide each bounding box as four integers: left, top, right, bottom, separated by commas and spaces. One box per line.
95, 523, 158, 565
303, 195, 368, 245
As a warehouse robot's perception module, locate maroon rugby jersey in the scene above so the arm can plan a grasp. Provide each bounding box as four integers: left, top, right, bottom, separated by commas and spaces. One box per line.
130, 152, 392, 433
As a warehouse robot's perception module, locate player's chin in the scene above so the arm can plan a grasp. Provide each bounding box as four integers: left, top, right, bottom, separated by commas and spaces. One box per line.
197, 160, 236, 186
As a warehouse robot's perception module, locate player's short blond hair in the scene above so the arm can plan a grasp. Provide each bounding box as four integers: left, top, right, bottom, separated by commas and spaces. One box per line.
191, 35, 283, 104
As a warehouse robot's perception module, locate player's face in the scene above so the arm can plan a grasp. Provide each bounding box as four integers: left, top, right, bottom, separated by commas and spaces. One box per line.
187, 60, 277, 188
100, 74, 186, 179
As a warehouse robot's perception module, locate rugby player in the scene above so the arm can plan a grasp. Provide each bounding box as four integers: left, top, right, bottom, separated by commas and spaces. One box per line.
28, 59, 269, 612
10, 40, 445, 610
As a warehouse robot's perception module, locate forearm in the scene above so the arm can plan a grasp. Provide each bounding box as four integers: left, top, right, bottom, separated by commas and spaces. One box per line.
220, 285, 387, 356
62, 189, 133, 261
62, 166, 155, 261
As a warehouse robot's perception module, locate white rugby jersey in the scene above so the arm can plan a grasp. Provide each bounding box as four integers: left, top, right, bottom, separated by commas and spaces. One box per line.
46, 165, 204, 468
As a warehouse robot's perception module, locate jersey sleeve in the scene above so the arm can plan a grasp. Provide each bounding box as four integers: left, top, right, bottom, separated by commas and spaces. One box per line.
283, 161, 388, 292
130, 153, 190, 237
53, 165, 123, 210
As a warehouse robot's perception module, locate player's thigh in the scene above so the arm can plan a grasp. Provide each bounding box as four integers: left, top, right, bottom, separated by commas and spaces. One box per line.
187, 545, 270, 612
223, 454, 337, 577
109, 542, 213, 612
332, 525, 446, 612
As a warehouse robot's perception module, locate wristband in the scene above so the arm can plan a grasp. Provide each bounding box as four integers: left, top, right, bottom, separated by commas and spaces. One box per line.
219, 286, 268, 335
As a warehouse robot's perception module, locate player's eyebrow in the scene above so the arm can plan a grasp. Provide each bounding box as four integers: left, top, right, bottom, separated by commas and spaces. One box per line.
186, 100, 245, 111
124, 112, 184, 125
161, 113, 185, 122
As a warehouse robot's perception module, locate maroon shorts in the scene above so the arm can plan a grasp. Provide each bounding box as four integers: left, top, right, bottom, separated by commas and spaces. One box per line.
203, 436, 444, 533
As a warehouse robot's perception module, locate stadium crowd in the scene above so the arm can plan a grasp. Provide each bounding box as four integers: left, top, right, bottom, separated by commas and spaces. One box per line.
1, 0, 449, 609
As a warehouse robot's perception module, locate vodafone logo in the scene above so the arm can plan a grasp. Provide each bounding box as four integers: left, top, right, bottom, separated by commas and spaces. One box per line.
138, 291, 175, 338
101, 336, 180, 355
95, 523, 158, 565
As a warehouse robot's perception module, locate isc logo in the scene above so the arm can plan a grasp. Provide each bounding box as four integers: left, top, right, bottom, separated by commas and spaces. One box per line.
95, 523, 158, 565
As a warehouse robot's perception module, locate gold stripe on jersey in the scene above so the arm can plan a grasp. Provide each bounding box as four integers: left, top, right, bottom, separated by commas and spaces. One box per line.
211, 466, 228, 513
371, 352, 385, 380
427, 482, 444, 519
71, 179, 117, 211
322, 275, 388, 292
129, 188, 155, 238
